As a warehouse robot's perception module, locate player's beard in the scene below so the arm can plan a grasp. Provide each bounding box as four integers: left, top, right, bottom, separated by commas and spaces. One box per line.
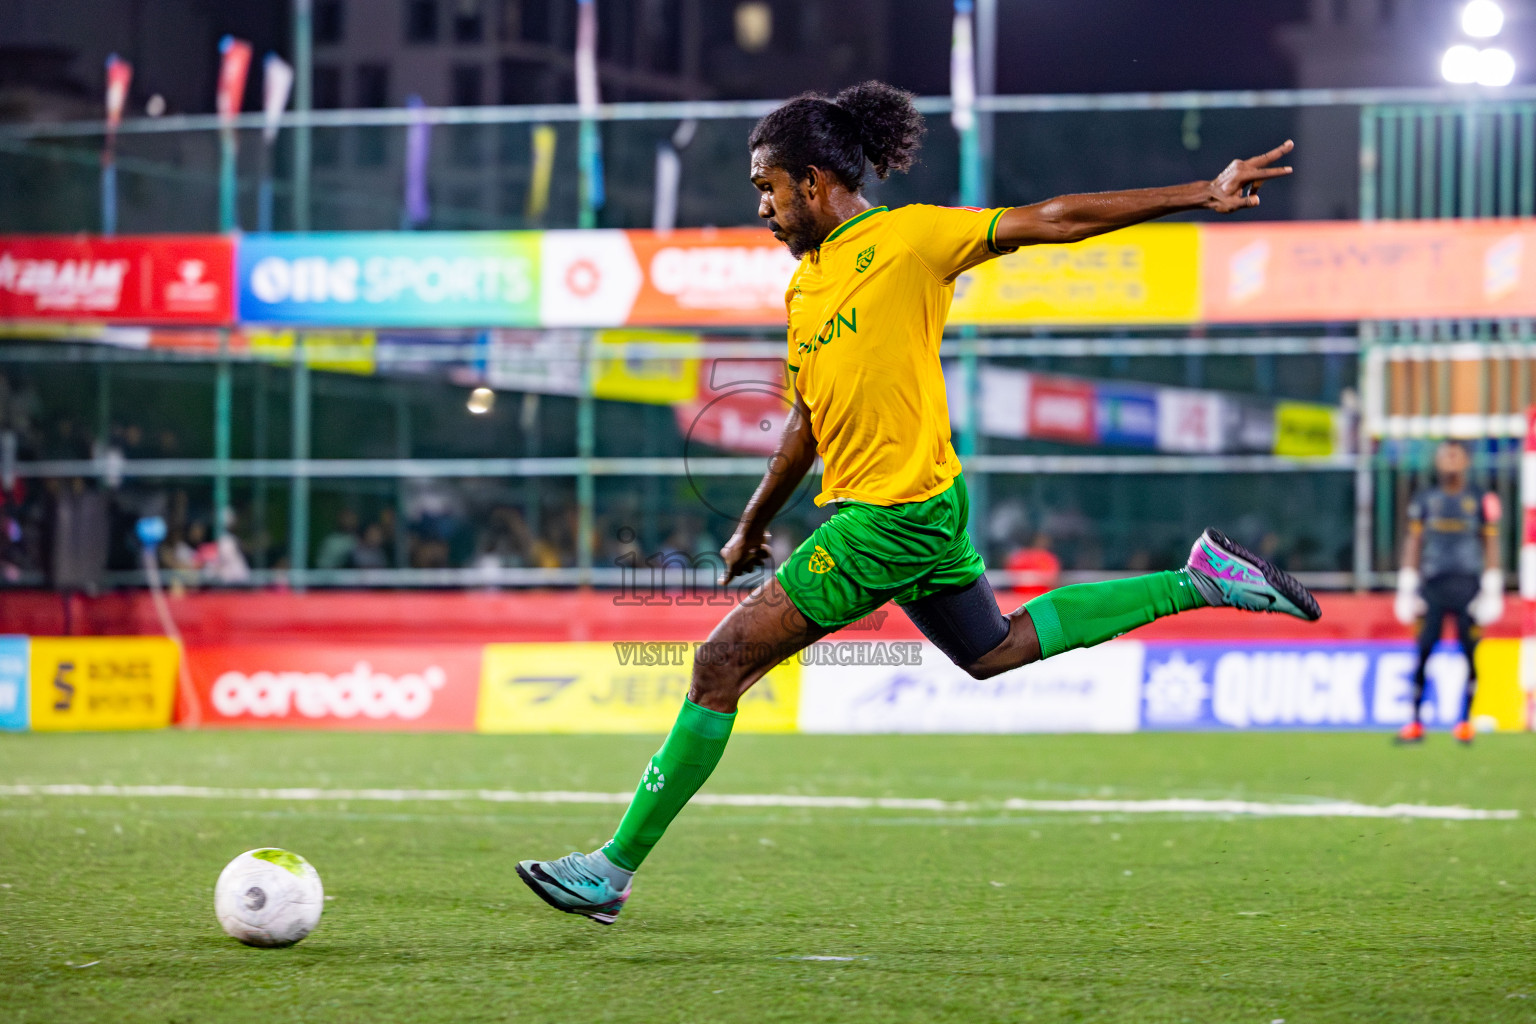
769, 188, 821, 260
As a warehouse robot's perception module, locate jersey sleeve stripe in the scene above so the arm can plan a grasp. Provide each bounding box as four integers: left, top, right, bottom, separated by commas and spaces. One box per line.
986, 208, 1011, 255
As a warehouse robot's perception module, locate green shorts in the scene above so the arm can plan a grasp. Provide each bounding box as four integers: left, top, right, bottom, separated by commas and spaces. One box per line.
775, 475, 987, 629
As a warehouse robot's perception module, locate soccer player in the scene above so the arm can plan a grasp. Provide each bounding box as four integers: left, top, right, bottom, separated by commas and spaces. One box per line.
1393, 440, 1504, 744
518, 82, 1320, 925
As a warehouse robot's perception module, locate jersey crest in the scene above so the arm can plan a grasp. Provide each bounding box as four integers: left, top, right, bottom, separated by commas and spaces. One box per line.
855, 244, 876, 273
807, 544, 836, 574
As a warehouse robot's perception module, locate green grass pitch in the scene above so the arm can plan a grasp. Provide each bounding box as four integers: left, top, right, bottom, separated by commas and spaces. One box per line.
2, 730, 1534, 1023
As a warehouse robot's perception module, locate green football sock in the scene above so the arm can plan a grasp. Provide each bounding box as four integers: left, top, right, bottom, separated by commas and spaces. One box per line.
602, 698, 736, 872
1023, 569, 1207, 661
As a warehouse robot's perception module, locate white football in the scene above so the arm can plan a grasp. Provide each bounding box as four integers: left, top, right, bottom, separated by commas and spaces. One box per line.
214, 848, 324, 947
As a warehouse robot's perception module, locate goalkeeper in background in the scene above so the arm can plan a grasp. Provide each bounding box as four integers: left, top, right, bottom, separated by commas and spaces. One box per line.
1394, 440, 1504, 743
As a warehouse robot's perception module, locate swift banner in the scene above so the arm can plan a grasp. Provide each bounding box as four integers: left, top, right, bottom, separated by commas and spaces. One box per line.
1202, 220, 1536, 322
0, 236, 234, 324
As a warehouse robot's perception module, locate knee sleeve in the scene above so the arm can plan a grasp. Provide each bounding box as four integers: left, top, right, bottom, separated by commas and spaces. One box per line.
899, 574, 1010, 668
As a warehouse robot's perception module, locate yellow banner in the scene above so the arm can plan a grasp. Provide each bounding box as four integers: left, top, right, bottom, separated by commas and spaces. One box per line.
1274, 401, 1337, 457
591, 329, 700, 405
476, 642, 798, 733
951, 223, 1200, 325
247, 328, 377, 375
1472, 639, 1523, 732
28, 637, 179, 732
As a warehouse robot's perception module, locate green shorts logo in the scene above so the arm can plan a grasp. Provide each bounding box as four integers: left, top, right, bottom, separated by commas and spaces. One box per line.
808, 544, 836, 574
855, 245, 876, 273
642, 764, 666, 793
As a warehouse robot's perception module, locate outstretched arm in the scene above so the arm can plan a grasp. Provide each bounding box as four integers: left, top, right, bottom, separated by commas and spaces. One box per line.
718, 385, 818, 585
993, 140, 1294, 249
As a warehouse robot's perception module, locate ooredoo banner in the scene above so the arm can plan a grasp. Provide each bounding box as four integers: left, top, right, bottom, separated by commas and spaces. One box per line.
0, 236, 234, 324
186, 644, 483, 730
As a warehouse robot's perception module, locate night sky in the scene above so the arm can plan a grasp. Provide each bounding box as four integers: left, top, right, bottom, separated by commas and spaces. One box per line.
890, 0, 1312, 96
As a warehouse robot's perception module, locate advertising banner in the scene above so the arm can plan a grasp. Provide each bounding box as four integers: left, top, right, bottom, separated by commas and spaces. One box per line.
185, 644, 482, 730
1027, 374, 1098, 443
626, 228, 798, 326
673, 359, 792, 455
238, 233, 540, 326
538, 230, 641, 327
0, 236, 234, 324
1202, 220, 1536, 322
1095, 386, 1159, 449
1156, 388, 1226, 453
0, 637, 27, 731
951, 223, 1201, 325
476, 642, 799, 733
27, 637, 178, 732
1273, 401, 1337, 457
1138, 639, 1522, 731
590, 328, 700, 405
798, 641, 1144, 733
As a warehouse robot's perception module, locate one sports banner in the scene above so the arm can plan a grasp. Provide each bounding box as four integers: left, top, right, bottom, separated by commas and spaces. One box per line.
0, 235, 235, 324
238, 233, 540, 326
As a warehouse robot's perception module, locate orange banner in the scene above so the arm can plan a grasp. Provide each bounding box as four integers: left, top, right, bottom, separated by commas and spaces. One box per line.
1201, 220, 1536, 322
625, 228, 799, 326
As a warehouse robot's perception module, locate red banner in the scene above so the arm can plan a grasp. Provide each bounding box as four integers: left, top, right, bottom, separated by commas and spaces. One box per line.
185, 643, 482, 730
1026, 374, 1097, 443
672, 358, 791, 454
0, 236, 234, 324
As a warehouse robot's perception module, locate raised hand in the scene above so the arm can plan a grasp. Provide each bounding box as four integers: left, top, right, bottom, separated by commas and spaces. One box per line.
1206, 139, 1294, 213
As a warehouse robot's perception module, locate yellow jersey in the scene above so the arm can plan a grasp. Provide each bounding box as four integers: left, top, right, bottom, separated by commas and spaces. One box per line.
785, 203, 1015, 507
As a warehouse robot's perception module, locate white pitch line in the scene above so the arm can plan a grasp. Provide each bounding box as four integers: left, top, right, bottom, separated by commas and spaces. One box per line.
0, 784, 1518, 820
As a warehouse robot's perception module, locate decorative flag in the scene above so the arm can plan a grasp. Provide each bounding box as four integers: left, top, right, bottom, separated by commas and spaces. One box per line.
574, 0, 605, 221
404, 94, 432, 227
105, 54, 132, 135
102, 55, 132, 236
950, 0, 976, 134
575, 0, 600, 115
261, 54, 294, 145
525, 124, 557, 222
217, 36, 253, 126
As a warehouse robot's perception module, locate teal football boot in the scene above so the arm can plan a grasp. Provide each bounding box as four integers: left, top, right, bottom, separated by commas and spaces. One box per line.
516, 851, 632, 926
1185, 528, 1321, 621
